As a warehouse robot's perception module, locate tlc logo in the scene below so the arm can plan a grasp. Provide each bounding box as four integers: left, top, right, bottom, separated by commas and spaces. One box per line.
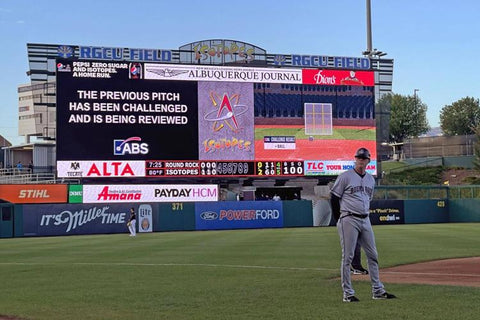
114, 137, 149, 155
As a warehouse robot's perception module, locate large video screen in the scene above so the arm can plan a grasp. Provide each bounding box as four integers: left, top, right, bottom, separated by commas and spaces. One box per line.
56, 59, 376, 178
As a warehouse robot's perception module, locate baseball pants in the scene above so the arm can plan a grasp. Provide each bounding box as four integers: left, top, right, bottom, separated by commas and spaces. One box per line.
128, 219, 136, 236
337, 215, 385, 297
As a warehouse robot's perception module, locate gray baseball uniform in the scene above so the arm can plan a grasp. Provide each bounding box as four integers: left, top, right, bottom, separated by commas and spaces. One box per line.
331, 169, 386, 298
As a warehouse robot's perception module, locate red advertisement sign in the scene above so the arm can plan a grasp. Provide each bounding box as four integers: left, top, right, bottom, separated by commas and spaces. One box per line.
302, 69, 374, 86
0, 184, 68, 203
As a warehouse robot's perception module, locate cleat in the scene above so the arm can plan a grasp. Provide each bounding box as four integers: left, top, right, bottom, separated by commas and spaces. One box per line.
343, 295, 360, 302
351, 266, 369, 275
373, 292, 397, 300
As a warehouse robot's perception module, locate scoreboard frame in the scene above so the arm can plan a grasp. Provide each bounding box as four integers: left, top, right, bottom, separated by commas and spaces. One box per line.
55, 59, 377, 179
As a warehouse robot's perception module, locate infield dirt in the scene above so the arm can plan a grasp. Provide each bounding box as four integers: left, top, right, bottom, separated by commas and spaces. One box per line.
355, 257, 480, 287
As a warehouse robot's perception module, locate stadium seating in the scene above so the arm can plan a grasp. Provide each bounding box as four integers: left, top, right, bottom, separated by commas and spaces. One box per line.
253, 84, 374, 120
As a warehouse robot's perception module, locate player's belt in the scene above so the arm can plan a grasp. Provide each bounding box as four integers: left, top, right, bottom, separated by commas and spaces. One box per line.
348, 212, 368, 219
339, 212, 368, 219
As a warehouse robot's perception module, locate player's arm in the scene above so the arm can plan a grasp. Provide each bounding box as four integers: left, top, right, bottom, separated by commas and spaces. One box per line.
330, 174, 346, 221
330, 193, 341, 221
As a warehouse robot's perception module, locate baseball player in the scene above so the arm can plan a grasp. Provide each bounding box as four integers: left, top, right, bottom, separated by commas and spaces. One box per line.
127, 207, 136, 237
330, 147, 396, 302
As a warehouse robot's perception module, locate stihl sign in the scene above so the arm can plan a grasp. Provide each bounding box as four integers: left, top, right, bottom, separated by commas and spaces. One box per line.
0, 185, 68, 203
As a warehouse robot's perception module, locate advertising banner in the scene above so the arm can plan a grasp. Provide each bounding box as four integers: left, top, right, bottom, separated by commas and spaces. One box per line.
144, 63, 302, 84
83, 184, 218, 203
68, 185, 83, 203
304, 160, 377, 176
57, 160, 146, 178
195, 201, 283, 230
0, 185, 68, 204
22, 203, 156, 236
369, 200, 405, 225
302, 69, 374, 86
137, 204, 153, 232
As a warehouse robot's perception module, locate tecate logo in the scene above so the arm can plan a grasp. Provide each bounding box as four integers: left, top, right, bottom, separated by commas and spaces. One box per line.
114, 137, 149, 155
200, 211, 218, 220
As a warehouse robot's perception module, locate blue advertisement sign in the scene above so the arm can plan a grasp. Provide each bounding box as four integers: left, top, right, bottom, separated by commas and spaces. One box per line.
195, 201, 283, 230
369, 200, 405, 225
22, 203, 156, 236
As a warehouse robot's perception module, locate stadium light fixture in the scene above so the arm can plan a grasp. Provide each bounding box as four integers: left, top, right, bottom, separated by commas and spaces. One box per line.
362, 48, 387, 58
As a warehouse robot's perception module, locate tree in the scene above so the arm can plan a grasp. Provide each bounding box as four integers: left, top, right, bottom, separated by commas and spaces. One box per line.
440, 97, 480, 136
473, 125, 480, 173
378, 93, 430, 142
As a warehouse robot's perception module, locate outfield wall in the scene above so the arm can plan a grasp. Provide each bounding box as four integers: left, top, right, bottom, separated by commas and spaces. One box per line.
449, 199, 480, 222
1, 199, 479, 238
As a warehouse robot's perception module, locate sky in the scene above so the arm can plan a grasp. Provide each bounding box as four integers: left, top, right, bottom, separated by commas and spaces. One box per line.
1, 0, 479, 145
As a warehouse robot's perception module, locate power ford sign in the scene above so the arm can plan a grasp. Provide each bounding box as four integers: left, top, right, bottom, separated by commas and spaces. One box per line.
195, 201, 283, 230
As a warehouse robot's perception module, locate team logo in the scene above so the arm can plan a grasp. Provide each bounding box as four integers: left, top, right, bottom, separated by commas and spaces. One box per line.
113, 137, 149, 155
204, 92, 248, 133
58, 45, 74, 58
273, 55, 287, 66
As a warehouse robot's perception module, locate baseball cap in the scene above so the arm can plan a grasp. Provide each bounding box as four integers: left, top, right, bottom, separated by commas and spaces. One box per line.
355, 147, 371, 159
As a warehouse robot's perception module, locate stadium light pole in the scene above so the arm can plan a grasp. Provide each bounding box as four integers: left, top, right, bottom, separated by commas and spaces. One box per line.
362, 0, 387, 58
366, 0, 372, 54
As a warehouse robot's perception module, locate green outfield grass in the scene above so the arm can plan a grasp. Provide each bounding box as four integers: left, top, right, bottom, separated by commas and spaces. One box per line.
254, 127, 375, 141
1, 223, 479, 320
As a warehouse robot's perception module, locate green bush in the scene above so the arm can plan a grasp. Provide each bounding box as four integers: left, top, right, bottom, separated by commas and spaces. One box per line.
382, 166, 444, 185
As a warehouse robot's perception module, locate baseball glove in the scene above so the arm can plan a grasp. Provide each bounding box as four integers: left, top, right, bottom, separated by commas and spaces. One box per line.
127, 221, 131, 227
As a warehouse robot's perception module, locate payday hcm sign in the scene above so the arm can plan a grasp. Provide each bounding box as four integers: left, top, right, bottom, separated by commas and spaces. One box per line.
82, 184, 218, 203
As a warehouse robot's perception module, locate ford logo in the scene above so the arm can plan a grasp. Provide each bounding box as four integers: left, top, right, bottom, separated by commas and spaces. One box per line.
200, 211, 218, 220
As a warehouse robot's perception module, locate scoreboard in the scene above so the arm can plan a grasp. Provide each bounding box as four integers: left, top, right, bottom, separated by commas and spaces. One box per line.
55, 58, 377, 178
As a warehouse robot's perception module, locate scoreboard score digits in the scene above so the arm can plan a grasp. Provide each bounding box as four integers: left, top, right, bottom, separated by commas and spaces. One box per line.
256, 161, 303, 176
145, 160, 303, 177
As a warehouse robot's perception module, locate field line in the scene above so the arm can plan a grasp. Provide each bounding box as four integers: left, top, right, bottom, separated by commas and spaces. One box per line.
0, 262, 337, 272
380, 270, 480, 278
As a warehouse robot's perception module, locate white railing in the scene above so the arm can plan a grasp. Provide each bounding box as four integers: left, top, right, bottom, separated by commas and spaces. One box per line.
0, 168, 79, 184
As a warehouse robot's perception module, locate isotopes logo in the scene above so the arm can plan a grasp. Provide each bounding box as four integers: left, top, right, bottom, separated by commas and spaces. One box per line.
113, 137, 149, 155
205, 92, 248, 133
